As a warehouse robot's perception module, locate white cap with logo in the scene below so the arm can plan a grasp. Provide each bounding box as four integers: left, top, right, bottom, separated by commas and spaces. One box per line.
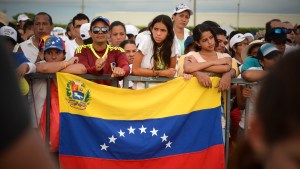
0, 26, 17, 42
230, 33, 246, 48
173, 3, 193, 15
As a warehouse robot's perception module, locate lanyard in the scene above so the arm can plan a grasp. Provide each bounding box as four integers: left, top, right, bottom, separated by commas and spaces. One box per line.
90, 44, 109, 59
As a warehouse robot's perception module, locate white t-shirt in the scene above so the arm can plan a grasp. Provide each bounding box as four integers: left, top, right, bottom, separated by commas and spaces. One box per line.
65, 39, 78, 61
133, 34, 180, 89
19, 36, 39, 63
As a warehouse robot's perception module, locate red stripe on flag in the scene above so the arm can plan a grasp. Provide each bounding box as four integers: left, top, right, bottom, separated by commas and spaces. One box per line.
60, 144, 224, 169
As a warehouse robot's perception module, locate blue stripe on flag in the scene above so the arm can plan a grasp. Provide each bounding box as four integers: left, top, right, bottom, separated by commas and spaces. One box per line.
59, 106, 223, 160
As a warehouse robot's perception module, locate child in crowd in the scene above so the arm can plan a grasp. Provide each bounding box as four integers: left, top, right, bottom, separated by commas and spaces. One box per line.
35, 36, 85, 153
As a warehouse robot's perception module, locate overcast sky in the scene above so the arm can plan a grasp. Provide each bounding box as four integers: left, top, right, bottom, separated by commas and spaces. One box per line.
1, 0, 300, 24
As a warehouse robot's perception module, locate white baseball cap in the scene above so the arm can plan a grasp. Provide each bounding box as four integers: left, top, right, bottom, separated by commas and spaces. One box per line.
0, 26, 17, 42
80, 23, 91, 40
173, 3, 193, 15
51, 27, 66, 36
51, 27, 68, 42
17, 14, 29, 22
125, 25, 139, 36
230, 33, 246, 48
244, 32, 254, 43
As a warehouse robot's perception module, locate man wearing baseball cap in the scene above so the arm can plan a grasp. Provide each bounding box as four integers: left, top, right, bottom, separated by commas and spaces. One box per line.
230, 33, 248, 73
76, 16, 130, 86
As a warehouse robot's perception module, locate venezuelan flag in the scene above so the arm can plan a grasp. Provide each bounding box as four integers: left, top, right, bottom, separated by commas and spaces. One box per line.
57, 72, 224, 169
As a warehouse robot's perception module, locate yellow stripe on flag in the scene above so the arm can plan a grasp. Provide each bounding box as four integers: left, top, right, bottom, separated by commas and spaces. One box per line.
57, 72, 221, 120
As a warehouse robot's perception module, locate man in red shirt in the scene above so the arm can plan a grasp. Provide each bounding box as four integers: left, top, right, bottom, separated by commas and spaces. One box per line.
76, 16, 130, 86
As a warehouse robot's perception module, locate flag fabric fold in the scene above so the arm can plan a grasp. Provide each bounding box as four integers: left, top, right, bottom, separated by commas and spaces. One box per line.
57, 72, 225, 169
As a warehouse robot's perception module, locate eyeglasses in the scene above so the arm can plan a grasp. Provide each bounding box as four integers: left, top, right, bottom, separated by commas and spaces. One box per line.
286, 29, 296, 34
74, 24, 82, 29
273, 28, 288, 34
92, 26, 109, 34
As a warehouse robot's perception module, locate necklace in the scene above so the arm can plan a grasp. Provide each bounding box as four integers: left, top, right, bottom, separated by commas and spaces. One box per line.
155, 44, 165, 70
90, 44, 109, 59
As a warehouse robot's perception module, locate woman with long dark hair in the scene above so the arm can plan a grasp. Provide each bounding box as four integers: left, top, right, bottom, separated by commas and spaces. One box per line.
132, 14, 179, 89
184, 23, 232, 91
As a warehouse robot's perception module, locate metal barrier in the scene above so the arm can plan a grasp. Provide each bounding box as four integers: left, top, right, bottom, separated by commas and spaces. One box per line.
122, 75, 175, 88
26, 73, 253, 169
226, 78, 252, 169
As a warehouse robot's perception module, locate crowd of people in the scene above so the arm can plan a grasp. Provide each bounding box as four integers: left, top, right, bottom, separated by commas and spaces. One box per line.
1, 3, 300, 168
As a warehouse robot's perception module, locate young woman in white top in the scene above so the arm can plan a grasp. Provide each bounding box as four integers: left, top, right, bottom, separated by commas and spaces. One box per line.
184, 23, 232, 92
172, 3, 193, 56
132, 15, 180, 89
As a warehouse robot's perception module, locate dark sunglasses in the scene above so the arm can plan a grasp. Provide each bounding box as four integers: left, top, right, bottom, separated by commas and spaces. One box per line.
286, 29, 296, 34
92, 26, 109, 34
273, 28, 288, 34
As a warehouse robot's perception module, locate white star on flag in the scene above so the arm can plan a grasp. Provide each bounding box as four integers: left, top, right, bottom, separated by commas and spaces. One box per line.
161, 133, 168, 142
165, 141, 172, 148
150, 128, 158, 136
51, 41, 55, 44
100, 143, 109, 151
108, 135, 117, 143
139, 125, 147, 134
127, 126, 136, 134
118, 129, 125, 137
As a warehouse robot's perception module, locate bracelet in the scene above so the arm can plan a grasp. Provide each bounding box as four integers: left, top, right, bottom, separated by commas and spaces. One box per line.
155, 70, 159, 77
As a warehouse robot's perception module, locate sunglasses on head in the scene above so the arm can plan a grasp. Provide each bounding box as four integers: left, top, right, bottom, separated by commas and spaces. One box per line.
273, 27, 288, 34
92, 26, 109, 34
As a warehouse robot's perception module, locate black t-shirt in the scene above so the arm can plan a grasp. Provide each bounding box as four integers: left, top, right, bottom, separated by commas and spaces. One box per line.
0, 40, 30, 153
